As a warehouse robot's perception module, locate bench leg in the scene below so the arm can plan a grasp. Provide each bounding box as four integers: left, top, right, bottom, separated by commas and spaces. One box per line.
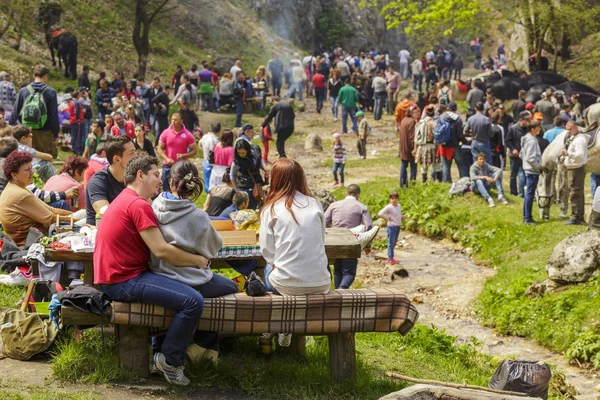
289, 334, 306, 357
328, 333, 356, 381
117, 324, 149, 378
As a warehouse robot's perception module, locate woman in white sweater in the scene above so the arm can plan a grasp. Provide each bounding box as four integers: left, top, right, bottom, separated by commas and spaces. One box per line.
259, 157, 331, 347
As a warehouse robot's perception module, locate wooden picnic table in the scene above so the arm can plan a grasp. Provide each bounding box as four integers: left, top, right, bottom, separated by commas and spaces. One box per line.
37, 228, 360, 286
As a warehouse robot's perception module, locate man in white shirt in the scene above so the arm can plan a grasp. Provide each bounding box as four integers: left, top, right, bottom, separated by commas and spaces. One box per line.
411, 58, 423, 92
230, 60, 242, 78
199, 122, 220, 192
561, 120, 588, 225
398, 49, 411, 79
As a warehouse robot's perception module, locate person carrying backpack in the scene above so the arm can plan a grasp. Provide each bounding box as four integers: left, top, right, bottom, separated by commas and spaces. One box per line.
414, 106, 441, 182
437, 79, 452, 106
9, 65, 59, 158
437, 102, 466, 182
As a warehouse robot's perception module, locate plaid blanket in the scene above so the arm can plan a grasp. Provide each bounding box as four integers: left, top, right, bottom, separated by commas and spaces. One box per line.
215, 246, 262, 259
111, 289, 419, 335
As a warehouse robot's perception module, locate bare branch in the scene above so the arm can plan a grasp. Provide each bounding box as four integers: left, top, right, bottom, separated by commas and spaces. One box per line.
148, 0, 173, 23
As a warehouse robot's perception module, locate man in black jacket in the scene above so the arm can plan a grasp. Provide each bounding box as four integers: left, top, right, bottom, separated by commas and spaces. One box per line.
9, 64, 60, 157
151, 85, 171, 146
505, 111, 530, 197
78, 65, 90, 91
262, 97, 295, 158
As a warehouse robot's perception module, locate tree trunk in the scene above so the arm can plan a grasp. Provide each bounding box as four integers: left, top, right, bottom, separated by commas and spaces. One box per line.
138, 52, 149, 81
0, 10, 14, 38
11, 21, 22, 50
561, 33, 571, 60
133, 0, 149, 80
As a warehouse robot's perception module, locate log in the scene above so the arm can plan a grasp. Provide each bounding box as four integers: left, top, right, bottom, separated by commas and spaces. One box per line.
328, 332, 356, 380
117, 324, 149, 378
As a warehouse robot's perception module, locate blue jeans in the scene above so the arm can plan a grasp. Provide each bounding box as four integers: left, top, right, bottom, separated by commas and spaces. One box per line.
235, 101, 244, 127
472, 176, 504, 200
373, 92, 386, 121
470, 140, 492, 164
509, 157, 525, 197
202, 160, 212, 193
523, 173, 540, 222
49, 199, 72, 211
457, 148, 472, 178
400, 160, 417, 187
315, 88, 326, 111
387, 226, 400, 259
153, 273, 238, 353
342, 107, 357, 134
591, 173, 600, 197
334, 258, 358, 289
100, 271, 204, 367
71, 124, 84, 156
287, 82, 303, 101
161, 164, 171, 192
412, 74, 423, 92
330, 96, 339, 119
333, 162, 345, 183
263, 263, 280, 295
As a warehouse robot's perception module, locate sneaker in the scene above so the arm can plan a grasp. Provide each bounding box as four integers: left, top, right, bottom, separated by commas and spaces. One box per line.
278, 333, 292, 348
340, 182, 345, 187
349, 225, 367, 234
332, 181, 339, 186
559, 212, 568, 219
356, 226, 380, 250
387, 258, 399, 265
487, 198, 496, 207
150, 361, 161, 377
524, 220, 538, 226
334, 117, 338, 122
565, 219, 585, 225
498, 196, 508, 205
154, 352, 190, 386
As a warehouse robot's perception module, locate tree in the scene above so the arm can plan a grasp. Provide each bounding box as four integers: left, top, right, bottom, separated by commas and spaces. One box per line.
133, 0, 179, 79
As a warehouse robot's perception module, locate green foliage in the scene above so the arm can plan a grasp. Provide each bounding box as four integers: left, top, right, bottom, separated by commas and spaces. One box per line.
566, 331, 600, 369
316, 3, 351, 50
52, 329, 136, 383
0, 283, 25, 309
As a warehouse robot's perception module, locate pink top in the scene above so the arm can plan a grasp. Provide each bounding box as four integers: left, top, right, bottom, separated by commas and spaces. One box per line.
213, 144, 234, 167
43, 173, 85, 210
159, 125, 195, 164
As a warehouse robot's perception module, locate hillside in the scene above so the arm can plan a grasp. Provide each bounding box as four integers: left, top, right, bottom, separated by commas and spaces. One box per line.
560, 32, 600, 91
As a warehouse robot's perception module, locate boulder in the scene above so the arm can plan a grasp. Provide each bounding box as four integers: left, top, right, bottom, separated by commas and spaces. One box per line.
380, 384, 542, 400
546, 230, 600, 283
312, 188, 336, 211
296, 102, 306, 112
304, 133, 322, 151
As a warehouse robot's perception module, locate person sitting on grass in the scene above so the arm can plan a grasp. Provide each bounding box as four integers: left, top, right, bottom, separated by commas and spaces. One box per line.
150, 159, 238, 367
469, 152, 509, 207
94, 154, 211, 387
219, 191, 249, 219
377, 191, 406, 265
13, 126, 56, 183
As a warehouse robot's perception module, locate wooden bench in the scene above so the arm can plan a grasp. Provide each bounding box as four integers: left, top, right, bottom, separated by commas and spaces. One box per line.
61, 289, 419, 381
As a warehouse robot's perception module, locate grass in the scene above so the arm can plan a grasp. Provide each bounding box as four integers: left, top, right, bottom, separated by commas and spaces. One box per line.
319, 150, 399, 169
331, 177, 600, 371
0, 284, 25, 309
51, 324, 499, 399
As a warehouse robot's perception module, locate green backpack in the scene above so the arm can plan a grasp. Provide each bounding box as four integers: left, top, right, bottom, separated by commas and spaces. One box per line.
20, 85, 49, 130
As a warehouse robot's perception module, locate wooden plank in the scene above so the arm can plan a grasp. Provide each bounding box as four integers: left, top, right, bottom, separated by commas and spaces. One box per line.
62, 305, 111, 326
328, 332, 356, 381
117, 324, 149, 378
82, 261, 94, 285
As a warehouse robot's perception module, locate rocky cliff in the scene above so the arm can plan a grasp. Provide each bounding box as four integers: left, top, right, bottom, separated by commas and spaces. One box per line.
248, 0, 406, 53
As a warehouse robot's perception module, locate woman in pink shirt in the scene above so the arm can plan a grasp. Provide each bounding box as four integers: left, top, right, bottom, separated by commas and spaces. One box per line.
43, 156, 88, 211
208, 129, 234, 189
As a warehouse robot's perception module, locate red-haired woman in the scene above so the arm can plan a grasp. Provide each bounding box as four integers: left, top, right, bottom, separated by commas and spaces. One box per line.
43, 155, 88, 211
0, 152, 72, 246
259, 158, 330, 347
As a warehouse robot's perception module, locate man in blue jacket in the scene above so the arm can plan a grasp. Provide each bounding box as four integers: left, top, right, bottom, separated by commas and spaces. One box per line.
95, 79, 116, 119
10, 65, 60, 158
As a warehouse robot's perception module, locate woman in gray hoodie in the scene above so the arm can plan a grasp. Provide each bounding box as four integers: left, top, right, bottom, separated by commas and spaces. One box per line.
150, 160, 238, 365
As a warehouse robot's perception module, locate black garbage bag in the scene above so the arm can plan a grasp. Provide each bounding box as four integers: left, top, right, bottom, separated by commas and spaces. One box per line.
489, 360, 551, 399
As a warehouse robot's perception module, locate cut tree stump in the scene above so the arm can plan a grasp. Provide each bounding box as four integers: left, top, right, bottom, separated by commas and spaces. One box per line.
328, 332, 356, 380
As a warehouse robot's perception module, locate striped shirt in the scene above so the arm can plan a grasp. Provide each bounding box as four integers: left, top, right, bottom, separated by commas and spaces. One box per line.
332, 143, 347, 164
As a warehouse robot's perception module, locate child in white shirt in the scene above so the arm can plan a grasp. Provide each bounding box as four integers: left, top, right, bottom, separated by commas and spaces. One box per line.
377, 191, 405, 264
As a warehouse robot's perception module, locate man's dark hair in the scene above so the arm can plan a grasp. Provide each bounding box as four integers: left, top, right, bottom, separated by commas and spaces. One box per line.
0, 136, 18, 158
124, 154, 159, 185
93, 119, 106, 130
476, 152, 487, 160
33, 64, 50, 78
475, 102, 485, 111
553, 116, 564, 127
13, 126, 32, 142
211, 122, 222, 133
347, 184, 361, 197
105, 135, 132, 165
83, 65, 90, 71
96, 142, 106, 156
232, 191, 249, 207
529, 120, 541, 130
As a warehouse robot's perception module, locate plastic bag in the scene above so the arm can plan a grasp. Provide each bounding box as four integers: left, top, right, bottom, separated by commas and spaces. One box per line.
230, 209, 260, 231
489, 360, 551, 399
449, 177, 472, 195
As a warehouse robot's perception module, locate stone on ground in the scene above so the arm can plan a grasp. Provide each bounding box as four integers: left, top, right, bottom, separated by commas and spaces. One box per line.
312, 188, 336, 211
304, 133, 322, 151
546, 230, 600, 283
379, 384, 542, 400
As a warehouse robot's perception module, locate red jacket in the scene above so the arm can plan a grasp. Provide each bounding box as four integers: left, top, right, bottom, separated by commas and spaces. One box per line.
68, 100, 84, 125
111, 121, 135, 138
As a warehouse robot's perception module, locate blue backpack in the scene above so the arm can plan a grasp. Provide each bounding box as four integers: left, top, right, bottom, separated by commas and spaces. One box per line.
434, 118, 452, 145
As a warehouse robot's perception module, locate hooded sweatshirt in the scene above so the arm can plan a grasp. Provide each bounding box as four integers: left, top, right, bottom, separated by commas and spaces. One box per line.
150, 192, 222, 287
441, 111, 465, 148
520, 132, 542, 174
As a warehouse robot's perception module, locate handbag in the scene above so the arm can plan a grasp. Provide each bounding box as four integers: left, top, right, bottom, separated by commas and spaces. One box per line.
244, 271, 267, 297
249, 172, 265, 203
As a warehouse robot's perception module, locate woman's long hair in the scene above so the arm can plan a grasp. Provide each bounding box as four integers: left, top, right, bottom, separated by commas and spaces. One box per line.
262, 158, 312, 224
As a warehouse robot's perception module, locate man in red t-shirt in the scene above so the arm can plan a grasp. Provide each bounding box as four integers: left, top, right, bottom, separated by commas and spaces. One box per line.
312, 71, 326, 113
156, 111, 197, 192
94, 154, 209, 387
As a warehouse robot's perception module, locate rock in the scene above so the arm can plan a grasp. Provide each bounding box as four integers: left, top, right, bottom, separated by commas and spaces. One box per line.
304, 133, 322, 151
380, 384, 542, 400
452, 232, 460, 242
464, 247, 473, 256
546, 230, 600, 283
312, 188, 336, 211
411, 295, 423, 304
296, 102, 306, 112
526, 279, 561, 297
373, 218, 387, 228
393, 268, 408, 278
